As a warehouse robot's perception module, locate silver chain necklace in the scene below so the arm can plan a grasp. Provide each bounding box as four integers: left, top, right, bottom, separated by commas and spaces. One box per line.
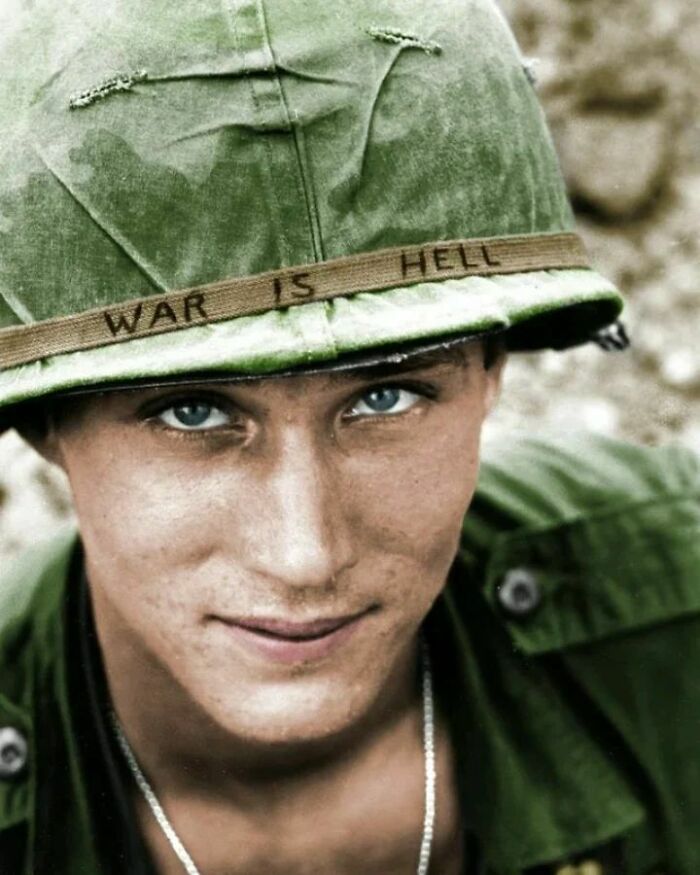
112, 640, 436, 875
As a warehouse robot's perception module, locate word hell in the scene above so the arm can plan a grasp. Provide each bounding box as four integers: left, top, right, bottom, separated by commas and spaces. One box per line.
400, 243, 502, 277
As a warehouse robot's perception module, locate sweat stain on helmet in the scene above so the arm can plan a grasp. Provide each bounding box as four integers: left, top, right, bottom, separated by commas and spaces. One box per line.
69, 70, 149, 110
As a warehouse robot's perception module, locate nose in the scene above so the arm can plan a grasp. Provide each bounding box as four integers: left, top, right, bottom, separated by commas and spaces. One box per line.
244, 430, 357, 590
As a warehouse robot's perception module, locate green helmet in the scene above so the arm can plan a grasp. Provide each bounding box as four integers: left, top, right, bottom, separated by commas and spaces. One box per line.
0, 0, 623, 417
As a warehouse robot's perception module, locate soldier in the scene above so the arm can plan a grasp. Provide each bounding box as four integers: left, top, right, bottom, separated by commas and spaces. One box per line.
0, 1, 698, 873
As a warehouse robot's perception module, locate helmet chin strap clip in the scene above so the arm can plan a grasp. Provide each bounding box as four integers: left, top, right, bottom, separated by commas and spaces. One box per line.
591, 321, 631, 352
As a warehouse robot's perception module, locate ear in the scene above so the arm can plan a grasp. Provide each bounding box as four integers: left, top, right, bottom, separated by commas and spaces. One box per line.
482, 348, 507, 417
15, 408, 67, 470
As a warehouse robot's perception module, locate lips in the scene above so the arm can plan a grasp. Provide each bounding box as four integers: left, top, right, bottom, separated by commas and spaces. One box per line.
225, 614, 363, 640
210, 608, 374, 664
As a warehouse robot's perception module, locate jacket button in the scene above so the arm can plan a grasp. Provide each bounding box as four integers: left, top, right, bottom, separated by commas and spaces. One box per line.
497, 568, 541, 617
0, 727, 28, 778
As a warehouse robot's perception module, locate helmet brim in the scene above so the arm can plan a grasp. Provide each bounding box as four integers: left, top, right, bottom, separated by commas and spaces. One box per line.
0, 266, 621, 422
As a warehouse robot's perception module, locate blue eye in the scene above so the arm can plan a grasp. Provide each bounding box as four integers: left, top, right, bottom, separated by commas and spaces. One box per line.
349, 387, 421, 417
158, 402, 230, 431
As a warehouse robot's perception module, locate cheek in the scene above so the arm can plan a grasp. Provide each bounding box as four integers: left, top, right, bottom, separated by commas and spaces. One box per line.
346, 410, 482, 577
65, 443, 222, 604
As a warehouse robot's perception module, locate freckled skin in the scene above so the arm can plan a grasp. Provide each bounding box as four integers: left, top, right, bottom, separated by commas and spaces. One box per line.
36, 342, 505, 874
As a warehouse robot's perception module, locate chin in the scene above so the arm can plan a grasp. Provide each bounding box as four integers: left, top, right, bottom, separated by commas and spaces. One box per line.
201, 674, 378, 750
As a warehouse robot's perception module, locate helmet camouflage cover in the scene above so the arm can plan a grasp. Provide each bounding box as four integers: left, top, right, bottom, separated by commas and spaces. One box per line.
0, 0, 623, 416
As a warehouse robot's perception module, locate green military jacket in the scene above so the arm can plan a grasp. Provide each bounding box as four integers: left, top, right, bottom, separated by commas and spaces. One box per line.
1, 433, 699, 875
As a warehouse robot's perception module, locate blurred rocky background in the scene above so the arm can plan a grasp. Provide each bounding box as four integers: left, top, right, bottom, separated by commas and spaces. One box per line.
1, 0, 699, 563
490, 0, 700, 449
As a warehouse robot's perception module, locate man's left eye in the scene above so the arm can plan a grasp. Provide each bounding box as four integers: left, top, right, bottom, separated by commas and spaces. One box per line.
348, 387, 421, 417
157, 401, 231, 431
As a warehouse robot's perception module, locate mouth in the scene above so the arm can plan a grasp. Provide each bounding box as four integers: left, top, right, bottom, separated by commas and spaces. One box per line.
210, 608, 375, 664
228, 613, 367, 639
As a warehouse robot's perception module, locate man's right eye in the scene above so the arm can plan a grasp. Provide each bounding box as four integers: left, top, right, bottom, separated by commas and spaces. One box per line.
157, 401, 231, 431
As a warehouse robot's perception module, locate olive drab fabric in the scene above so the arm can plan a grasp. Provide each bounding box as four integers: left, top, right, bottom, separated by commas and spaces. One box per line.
1, 434, 699, 874
0, 0, 622, 413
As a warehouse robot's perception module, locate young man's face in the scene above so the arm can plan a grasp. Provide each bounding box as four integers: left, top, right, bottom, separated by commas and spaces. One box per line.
42, 341, 505, 746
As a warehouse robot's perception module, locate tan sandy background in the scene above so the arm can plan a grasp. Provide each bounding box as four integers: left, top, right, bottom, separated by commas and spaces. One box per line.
1, 0, 699, 563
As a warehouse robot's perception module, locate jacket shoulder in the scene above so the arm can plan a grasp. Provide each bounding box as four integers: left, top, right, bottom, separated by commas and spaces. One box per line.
464, 432, 700, 653
471, 431, 698, 538
0, 528, 77, 693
